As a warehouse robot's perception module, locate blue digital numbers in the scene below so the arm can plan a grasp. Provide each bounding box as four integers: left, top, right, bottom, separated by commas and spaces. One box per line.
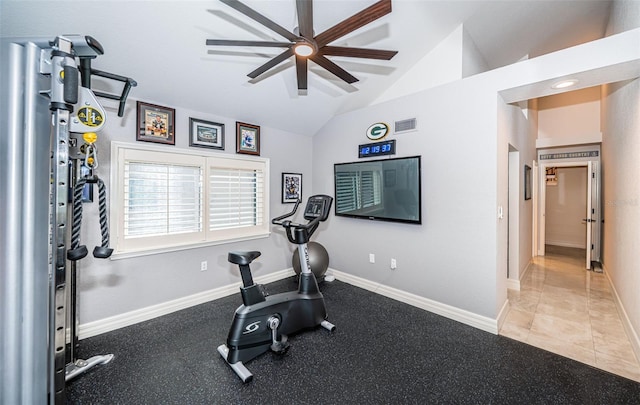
358, 139, 396, 158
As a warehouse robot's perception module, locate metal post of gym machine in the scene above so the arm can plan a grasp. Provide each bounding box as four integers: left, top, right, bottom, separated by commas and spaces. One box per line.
46, 35, 128, 402
1, 34, 134, 404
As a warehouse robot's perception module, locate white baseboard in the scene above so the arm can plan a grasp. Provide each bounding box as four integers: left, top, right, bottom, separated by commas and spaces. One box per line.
330, 269, 499, 334
546, 241, 586, 249
79, 268, 295, 340
602, 264, 640, 363
507, 260, 533, 291
496, 299, 510, 332
506, 278, 520, 291
80, 267, 503, 340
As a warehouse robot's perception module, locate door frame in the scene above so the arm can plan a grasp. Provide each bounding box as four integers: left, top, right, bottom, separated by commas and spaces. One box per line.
537, 160, 601, 268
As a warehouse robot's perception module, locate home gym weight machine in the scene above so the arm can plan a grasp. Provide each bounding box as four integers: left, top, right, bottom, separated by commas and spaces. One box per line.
1, 35, 135, 404
51, 34, 129, 402
218, 195, 336, 382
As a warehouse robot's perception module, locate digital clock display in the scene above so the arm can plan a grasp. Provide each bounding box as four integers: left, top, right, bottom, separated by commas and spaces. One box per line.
358, 139, 396, 158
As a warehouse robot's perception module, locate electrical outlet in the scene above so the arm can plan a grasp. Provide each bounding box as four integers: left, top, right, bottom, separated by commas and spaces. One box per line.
369, 253, 375, 263
390, 258, 397, 270
200, 261, 208, 271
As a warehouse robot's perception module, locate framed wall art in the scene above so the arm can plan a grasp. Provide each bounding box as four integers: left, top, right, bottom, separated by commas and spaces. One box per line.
524, 164, 532, 200
282, 172, 302, 203
189, 118, 224, 150
236, 121, 260, 155
136, 101, 175, 145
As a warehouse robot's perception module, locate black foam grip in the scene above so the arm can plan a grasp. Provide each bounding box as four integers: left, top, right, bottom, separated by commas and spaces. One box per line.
64, 65, 79, 104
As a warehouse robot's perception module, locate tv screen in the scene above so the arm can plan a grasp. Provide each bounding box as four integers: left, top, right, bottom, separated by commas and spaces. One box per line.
334, 156, 421, 224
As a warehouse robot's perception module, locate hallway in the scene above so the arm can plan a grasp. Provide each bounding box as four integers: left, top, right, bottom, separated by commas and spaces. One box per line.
500, 245, 640, 382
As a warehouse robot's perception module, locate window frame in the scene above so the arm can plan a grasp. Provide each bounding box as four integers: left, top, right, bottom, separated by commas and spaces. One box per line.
110, 141, 270, 259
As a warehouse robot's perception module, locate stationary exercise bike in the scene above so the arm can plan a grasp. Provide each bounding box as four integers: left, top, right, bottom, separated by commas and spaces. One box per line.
217, 194, 336, 382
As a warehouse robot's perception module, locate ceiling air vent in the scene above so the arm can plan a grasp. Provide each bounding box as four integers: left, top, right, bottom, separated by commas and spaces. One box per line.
394, 118, 417, 134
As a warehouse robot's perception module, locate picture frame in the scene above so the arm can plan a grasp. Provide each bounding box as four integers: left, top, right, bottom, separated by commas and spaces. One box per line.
136, 101, 175, 145
282, 172, 302, 203
236, 121, 260, 155
189, 118, 224, 150
524, 164, 532, 200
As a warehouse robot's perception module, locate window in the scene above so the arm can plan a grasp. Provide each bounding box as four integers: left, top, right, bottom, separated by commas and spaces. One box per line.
111, 143, 269, 255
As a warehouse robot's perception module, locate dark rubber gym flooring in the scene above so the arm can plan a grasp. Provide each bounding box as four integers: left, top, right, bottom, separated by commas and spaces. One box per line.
67, 278, 640, 404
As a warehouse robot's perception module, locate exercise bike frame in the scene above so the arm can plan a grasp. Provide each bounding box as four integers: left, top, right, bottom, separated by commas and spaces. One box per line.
218, 195, 335, 382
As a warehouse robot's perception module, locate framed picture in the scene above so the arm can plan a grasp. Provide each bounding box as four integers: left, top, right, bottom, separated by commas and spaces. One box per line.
282, 172, 302, 203
236, 122, 260, 155
524, 164, 532, 200
189, 118, 224, 150
136, 101, 175, 145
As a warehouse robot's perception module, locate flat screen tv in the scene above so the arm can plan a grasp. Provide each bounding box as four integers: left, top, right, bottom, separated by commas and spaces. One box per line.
334, 155, 421, 224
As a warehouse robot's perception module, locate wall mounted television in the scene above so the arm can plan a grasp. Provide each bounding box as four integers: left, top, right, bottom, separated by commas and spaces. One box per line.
334, 155, 422, 224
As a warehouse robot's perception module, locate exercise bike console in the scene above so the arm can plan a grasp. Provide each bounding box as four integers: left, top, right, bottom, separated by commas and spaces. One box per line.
218, 195, 335, 382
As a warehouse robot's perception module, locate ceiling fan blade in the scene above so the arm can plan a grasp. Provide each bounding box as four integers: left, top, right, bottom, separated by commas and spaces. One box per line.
220, 0, 298, 42
247, 48, 294, 79
296, 55, 308, 91
296, 0, 313, 39
314, 0, 392, 47
320, 46, 397, 60
206, 39, 292, 48
310, 54, 358, 84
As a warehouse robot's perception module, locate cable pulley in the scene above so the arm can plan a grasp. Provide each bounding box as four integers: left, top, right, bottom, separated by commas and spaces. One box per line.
67, 133, 113, 261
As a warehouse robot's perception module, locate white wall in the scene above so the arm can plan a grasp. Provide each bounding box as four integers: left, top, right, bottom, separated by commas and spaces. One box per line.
500, 102, 535, 284
545, 167, 587, 248
601, 0, 640, 353
462, 25, 489, 78
76, 97, 313, 324
538, 86, 601, 139
374, 23, 490, 105
373, 24, 464, 104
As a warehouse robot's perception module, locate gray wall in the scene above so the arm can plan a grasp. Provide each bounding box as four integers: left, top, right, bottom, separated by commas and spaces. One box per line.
312, 78, 502, 319
76, 99, 313, 324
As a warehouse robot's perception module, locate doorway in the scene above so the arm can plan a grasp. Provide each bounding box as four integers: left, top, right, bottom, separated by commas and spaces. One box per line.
537, 160, 601, 269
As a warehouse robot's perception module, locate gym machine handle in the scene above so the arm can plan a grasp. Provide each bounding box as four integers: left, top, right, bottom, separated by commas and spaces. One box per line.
78, 58, 137, 117
271, 199, 301, 225
272, 202, 323, 245
271, 199, 321, 230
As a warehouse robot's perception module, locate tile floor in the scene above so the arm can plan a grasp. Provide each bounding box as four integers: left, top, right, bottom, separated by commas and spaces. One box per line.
500, 245, 640, 382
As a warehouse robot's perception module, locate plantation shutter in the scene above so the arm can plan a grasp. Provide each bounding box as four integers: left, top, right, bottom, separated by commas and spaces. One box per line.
124, 162, 202, 237
209, 167, 265, 230
112, 144, 269, 255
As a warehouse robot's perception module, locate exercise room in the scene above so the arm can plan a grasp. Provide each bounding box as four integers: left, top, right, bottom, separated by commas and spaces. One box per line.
2, 1, 640, 403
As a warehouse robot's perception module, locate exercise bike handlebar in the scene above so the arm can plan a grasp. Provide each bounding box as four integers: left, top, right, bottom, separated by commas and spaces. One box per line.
271, 198, 325, 244
271, 199, 301, 225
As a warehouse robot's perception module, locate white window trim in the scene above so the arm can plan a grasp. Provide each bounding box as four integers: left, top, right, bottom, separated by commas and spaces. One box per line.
109, 141, 270, 259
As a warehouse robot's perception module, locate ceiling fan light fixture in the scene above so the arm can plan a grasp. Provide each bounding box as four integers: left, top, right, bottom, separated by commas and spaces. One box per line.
293, 42, 315, 57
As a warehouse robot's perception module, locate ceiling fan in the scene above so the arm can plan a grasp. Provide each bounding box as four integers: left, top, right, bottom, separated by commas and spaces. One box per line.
206, 0, 398, 93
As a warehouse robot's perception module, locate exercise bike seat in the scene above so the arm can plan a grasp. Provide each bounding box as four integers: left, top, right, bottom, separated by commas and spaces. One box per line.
228, 251, 261, 266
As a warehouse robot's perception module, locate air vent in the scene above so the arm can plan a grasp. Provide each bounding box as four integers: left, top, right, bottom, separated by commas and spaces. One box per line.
394, 118, 417, 133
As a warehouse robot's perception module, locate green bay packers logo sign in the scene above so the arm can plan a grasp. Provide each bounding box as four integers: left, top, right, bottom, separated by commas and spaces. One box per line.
77, 106, 104, 127
366, 122, 389, 140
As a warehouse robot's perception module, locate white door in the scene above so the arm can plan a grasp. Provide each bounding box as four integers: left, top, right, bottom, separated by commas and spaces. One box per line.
585, 161, 593, 269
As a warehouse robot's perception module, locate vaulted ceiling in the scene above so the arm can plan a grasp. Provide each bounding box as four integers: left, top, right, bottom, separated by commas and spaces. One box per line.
1, 0, 612, 135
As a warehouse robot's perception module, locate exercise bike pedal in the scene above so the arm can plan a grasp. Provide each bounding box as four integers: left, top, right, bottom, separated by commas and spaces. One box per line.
270, 335, 289, 355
